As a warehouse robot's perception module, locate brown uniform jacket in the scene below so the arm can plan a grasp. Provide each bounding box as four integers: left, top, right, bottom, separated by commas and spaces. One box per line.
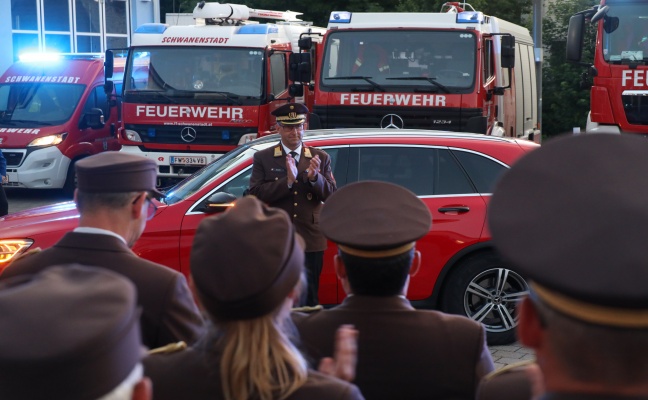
293, 295, 495, 400
248, 142, 336, 252
1, 232, 206, 349
143, 341, 364, 400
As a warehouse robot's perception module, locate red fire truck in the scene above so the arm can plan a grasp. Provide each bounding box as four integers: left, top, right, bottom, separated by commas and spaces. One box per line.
292, 2, 540, 142
104, 2, 324, 186
0, 54, 122, 194
567, 0, 648, 134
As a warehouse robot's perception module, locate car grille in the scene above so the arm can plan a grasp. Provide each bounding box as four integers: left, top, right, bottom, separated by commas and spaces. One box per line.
313, 105, 484, 133
623, 94, 648, 126
124, 125, 257, 146
3, 151, 24, 167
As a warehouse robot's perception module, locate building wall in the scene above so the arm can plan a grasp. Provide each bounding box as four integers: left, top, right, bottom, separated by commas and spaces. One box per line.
1, 0, 159, 76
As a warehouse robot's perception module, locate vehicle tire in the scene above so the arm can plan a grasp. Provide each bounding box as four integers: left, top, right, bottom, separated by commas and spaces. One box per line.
441, 252, 529, 345
62, 159, 78, 198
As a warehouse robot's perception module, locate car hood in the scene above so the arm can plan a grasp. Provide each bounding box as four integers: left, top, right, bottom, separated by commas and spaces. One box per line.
0, 202, 79, 237
0, 125, 67, 148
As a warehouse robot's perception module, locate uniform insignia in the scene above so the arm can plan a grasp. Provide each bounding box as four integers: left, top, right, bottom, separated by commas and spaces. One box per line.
307, 193, 313, 200
304, 148, 313, 158
292, 305, 323, 313
148, 341, 187, 355
274, 146, 282, 157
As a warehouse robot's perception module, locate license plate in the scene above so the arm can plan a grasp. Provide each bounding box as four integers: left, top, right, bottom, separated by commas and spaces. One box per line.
6, 172, 17, 182
170, 156, 207, 166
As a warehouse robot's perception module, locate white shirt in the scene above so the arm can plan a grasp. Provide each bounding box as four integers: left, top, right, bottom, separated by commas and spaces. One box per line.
281, 142, 302, 163
74, 227, 127, 245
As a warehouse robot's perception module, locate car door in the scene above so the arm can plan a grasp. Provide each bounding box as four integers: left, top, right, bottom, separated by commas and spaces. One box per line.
340, 144, 489, 302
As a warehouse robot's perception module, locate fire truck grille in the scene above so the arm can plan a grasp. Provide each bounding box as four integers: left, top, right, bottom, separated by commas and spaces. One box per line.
3, 151, 24, 167
314, 105, 484, 133
124, 125, 258, 146
623, 95, 648, 126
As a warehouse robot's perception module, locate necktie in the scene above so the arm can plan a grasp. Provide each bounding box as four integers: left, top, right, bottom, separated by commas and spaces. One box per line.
289, 151, 298, 160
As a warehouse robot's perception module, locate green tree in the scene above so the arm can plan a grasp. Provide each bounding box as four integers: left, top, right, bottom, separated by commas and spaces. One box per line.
542, 0, 598, 137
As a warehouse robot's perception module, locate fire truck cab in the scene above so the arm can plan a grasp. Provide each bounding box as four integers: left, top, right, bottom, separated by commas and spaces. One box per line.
567, 0, 648, 134
293, 3, 540, 141
106, 2, 325, 187
0, 54, 122, 194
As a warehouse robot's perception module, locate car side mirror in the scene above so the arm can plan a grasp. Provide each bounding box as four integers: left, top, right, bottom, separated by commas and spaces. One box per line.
82, 108, 105, 129
204, 192, 237, 214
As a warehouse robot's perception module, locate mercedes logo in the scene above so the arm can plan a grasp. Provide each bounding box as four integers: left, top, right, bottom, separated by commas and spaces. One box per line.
380, 114, 404, 129
180, 127, 197, 143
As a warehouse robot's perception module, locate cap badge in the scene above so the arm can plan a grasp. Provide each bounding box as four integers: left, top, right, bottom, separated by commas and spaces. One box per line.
288, 112, 297, 119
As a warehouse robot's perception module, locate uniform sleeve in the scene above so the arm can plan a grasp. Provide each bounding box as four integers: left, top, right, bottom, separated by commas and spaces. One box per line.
305, 150, 336, 201
158, 273, 206, 347
248, 151, 291, 204
0, 151, 6, 177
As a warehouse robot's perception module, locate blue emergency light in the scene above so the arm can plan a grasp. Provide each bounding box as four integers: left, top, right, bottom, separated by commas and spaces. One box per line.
456, 11, 484, 24
238, 24, 279, 34
329, 11, 352, 23
135, 23, 169, 34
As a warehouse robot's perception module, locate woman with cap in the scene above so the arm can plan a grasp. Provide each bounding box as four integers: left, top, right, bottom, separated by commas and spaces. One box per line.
143, 196, 363, 400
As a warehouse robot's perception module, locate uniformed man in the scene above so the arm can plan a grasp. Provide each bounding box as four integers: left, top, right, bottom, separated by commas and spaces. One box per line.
293, 181, 494, 400
143, 196, 363, 400
0, 152, 206, 349
248, 103, 336, 306
0, 264, 151, 400
488, 133, 648, 399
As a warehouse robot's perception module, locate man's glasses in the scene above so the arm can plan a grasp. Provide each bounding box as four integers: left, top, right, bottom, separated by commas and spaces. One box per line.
133, 193, 158, 221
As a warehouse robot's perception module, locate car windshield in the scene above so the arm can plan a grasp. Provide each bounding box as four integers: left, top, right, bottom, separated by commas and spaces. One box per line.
321, 30, 477, 92
124, 47, 264, 101
0, 83, 85, 126
163, 141, 274, 205
602, 3, 648, 63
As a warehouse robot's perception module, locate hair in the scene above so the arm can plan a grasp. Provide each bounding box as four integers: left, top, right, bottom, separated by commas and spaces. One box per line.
339, 248, 414, 296
533, 298, 648, 385
214, 305, 308, 400
96, 363, 143, 400
75, 191, 141, 214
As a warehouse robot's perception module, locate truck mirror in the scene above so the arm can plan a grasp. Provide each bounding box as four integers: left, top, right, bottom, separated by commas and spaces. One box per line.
83, 108, 105, 130
104, 50, 114, 79
204, 192, 237, 214
500, 35, 515, 69
104, 80, 114, 96
289, 52, 312, 83
298, 37, 313, 51
566, 14, 584, 62
590, 5, 609, 24
289, 83, 304, 97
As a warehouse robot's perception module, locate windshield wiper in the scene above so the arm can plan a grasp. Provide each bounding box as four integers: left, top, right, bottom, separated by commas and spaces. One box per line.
124, 90, 179, 104
189, 90, 243, 105
386, 77, 450, 93
326, 76, 386, 92
6, 120, 54, 126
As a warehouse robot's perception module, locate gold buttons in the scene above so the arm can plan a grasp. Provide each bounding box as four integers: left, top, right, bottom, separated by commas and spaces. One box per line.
294, 191, 298, 195
293, 214, 297, 218
274, 177, 278, 181
294, 203, 298, 206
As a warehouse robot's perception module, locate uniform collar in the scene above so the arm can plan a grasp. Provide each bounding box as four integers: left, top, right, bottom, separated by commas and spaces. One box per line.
281, 142, 303, 160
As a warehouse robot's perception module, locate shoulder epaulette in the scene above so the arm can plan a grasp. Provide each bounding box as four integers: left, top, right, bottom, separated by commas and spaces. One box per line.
148, 341, 187, 355
291, 305, 324, 313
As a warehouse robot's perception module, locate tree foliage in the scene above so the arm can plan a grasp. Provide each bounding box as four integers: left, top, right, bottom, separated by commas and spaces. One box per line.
542, 0, 598, 137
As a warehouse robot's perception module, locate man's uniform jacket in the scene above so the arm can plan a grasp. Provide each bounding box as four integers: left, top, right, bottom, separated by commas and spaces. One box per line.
248, 143, 336, 252
293, 295, 495, 400
1, 232, 206, 349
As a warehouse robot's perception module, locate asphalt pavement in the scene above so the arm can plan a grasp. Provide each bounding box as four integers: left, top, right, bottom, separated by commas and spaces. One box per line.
490, 343, 535, 370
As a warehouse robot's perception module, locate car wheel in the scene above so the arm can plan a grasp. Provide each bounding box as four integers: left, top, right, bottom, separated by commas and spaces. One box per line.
441, 252, 529, 345
62, 159, 78, 198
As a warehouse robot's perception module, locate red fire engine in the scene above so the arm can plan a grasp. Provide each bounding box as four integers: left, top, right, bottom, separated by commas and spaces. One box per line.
567, 0, 648, 134
104, 2, 324, 186
292, 2, 540, 141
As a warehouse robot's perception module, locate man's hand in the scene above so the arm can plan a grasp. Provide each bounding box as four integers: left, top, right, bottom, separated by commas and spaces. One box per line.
286, 154, 298, 186
318, 324, 358, 382
1, 175, 7, 184
307, 155, 320, 182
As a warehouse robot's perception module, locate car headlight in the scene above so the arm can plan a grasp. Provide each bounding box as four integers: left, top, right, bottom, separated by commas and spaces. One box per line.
0, 239, 34, 265
28, 133, 66, 147
124, 129, 143, 142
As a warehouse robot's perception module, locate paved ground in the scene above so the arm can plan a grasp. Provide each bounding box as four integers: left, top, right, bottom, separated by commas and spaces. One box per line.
489, 343, 535, 369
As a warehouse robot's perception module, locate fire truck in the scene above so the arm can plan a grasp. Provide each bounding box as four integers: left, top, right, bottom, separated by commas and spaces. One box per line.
0, 54, 122, 195
291, 2, 540, 141
567, 0, 648, 134
104, 2, 324, 186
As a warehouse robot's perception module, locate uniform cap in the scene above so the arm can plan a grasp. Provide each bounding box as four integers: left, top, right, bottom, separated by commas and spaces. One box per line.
489, 134, 648, 327
190, 196, 304, 321
76, 151, 164, 197
0, 264, 142, 400
272, 103, 308, 125
320, 181, 431, 257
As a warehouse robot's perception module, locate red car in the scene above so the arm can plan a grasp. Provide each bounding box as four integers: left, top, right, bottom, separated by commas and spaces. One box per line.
0, 129, 538, 344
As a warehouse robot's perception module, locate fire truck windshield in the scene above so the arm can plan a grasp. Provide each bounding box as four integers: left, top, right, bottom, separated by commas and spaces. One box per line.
321, 30, 476, 92
124, 47, 264, 101
0, 83, 85, 126
602, 3, 648, 63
